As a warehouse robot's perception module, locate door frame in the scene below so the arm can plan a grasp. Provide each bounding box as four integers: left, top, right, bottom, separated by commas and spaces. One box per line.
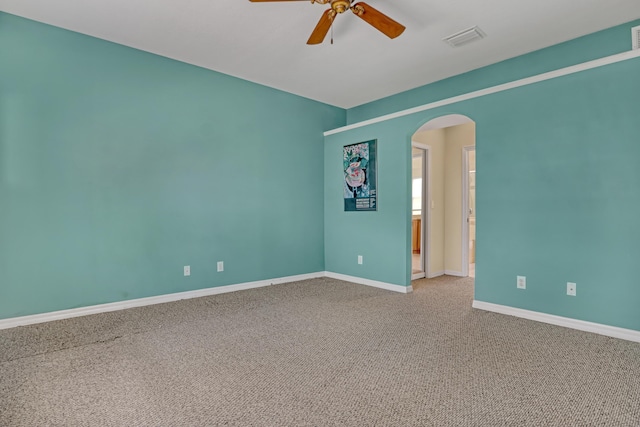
411, 142, 430, 280
461, 145, 476, 278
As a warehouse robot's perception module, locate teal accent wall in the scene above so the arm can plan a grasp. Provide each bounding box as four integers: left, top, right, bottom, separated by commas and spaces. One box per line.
325, 126, 411, 286
3, 10, 640, 334
325, 55, 640, 330
474, 60, 640, 330
347, 19, 640, 124
0, 13, 345, 319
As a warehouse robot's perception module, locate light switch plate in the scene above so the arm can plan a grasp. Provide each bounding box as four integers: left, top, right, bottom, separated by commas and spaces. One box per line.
184, 265, 191, 276
567, 282, 576, 296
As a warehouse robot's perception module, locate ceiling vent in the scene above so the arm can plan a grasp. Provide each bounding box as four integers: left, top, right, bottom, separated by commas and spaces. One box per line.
633, 25, 640, 50
443, 26, 486, 48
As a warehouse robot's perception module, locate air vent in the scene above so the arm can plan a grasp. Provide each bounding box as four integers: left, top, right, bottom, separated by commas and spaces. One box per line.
633, 25, 640, 50
443, 26, 486, 48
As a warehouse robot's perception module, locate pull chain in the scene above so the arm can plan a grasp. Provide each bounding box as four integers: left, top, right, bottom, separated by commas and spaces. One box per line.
331, 21, 333, 44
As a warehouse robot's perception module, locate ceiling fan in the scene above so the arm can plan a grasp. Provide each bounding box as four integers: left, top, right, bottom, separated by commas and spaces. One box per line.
249, 0, 406, 45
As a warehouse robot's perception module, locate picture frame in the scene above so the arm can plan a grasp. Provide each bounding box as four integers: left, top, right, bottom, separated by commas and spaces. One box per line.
343, 140, 377, 211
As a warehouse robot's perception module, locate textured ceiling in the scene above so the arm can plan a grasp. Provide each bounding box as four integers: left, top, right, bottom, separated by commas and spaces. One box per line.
1, 0, 639, 108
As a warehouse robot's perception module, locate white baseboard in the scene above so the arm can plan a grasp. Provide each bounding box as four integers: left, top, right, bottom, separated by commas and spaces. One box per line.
445, 270, 466, 277
427, 271, 445, 279
267, 272, 325, 286
0, 272, 325, 331
472, 300, 640, 344
324, 271, 412, 294
0, 271, 413, 331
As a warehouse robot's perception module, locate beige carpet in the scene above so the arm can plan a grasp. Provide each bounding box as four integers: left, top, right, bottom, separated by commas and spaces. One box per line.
1, 276, 639, 426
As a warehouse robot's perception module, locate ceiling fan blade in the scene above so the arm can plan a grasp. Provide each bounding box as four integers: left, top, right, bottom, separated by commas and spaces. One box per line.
307, 9, 334, 45
351, 2, 405, 39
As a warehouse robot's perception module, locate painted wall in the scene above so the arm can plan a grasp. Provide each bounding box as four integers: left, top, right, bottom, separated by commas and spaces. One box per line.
0, 13, 345, 319
443, 123, 475, 274
469, 150, 476, 263
347, 19, 640, 124
325, 30, 640, 331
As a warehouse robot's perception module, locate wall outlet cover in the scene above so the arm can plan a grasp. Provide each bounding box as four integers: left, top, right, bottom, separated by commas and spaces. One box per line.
184, 266, 191, 277
517, 276, 526, 289
567, 282, 577, 296
217, 261, 224, 272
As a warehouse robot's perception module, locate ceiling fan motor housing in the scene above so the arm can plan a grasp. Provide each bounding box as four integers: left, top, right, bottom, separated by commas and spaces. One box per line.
331, 0, 352, 14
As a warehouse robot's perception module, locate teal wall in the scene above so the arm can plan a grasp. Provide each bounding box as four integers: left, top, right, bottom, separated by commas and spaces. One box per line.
347, 19, 640, 124
325, 127, 411, 286
3, 10, 640, 334
325, 22, 640, 331
0, 13, 345, 319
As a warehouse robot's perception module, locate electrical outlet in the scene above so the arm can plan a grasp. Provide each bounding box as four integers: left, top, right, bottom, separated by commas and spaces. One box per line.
517, 276, 526, 289
217, 261, 224, 272
567, 282, 576, 296
358, 255, 363, 265
184, 265, 191, 277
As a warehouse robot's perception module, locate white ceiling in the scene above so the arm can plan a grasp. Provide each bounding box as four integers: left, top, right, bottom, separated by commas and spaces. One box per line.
1, 0, 639, 108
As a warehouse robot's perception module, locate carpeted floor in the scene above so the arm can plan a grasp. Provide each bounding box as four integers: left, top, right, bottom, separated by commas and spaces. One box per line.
1, 276, 639, 426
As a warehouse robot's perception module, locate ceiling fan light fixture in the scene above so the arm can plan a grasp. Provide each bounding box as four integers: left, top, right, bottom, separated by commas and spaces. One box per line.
443, 26, 486, 48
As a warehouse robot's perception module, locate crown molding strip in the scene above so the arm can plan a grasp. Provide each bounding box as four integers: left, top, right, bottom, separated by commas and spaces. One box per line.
324, 49, 640, 137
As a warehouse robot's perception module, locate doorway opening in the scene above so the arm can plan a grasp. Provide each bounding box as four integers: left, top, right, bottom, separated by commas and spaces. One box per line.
411, 144, 429, 280
410, 114, 476, 282
463, 146, 476, 278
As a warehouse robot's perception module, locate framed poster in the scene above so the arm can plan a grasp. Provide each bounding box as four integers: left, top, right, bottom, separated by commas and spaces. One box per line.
343, 140, 377, 211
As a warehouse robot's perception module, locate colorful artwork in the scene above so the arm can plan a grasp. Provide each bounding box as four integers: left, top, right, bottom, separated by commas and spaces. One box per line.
343, 140, 377, 211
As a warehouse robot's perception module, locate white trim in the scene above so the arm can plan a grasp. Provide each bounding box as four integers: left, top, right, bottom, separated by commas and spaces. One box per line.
472, 300, 640, 344
415, 114, 472, 133
267, 272, 324, 285
411, 142, 431, 279
462, 146, 475, 278
426, 146, 432, 278
633, 25, 640, 50
324, 49, 640, 137
325, 271, 412, 294
411, 273, 426, 280
445, 270, 466, 277
427, 270, 445, 279
0, 271, 415, 330
0, 272, 324, 331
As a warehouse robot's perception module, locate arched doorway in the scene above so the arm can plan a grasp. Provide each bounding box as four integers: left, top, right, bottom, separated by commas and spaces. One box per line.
410, 114, 476, 281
